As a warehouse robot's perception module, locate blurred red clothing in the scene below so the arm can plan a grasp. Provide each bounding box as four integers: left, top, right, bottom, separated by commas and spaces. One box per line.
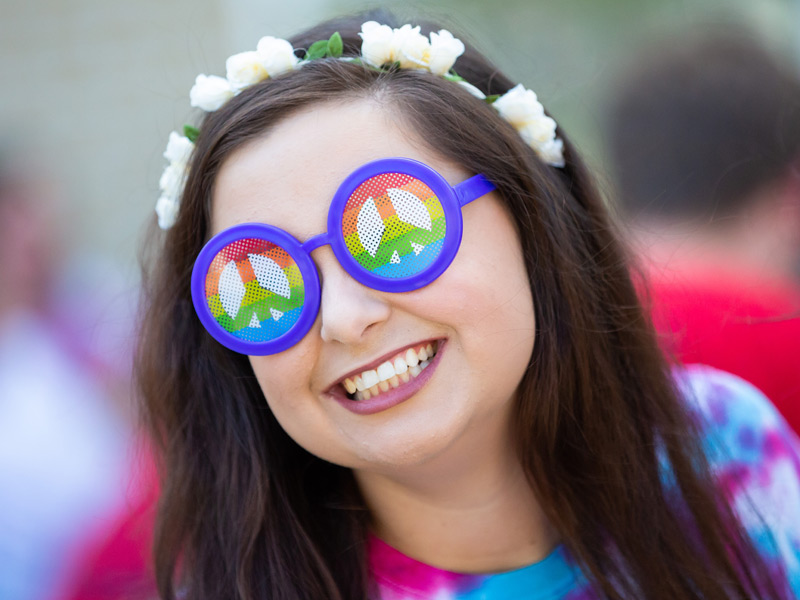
640, 257, 800, 433
61, 442, 159, 600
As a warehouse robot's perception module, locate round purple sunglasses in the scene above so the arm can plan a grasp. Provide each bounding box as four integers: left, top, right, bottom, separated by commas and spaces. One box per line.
191, 157, 495, 355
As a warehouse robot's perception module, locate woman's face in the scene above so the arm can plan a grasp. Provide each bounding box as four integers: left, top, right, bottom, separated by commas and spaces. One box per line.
211, 98, 535, 474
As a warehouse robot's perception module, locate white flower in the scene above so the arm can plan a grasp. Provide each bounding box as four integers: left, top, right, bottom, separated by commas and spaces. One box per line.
427, 30, 465, 76
518, 115, 557, 146
393, 24, 430, 70
256, 36, 299, 77
536, 138, 565, 167
359, 22, 463, 74
226, 51, 268, 91
359, 22, 431, 70
491, 84, 563, 166
457, 80, 486, 99
359, 21, 396, 67
159, 162, 186, 198
189, 74, 234, 111
163, 132, 194, 167
492, 84, 544, 128
155, 195, 180, 230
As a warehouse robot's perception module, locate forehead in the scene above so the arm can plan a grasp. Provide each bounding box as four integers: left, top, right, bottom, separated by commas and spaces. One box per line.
211, 99, 467, 238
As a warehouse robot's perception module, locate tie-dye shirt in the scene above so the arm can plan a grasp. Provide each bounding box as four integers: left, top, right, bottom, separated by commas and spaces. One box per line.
370, 366, 800, 599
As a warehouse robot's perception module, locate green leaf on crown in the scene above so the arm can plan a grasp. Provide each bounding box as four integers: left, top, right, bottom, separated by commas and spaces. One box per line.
305, 40, 328, 61
327, 32, 343, 58
183, 124, 200, 143
484, 94, 501, 103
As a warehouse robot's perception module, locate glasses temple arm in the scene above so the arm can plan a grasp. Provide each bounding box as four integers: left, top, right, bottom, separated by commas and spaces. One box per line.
455, 174, 497, 207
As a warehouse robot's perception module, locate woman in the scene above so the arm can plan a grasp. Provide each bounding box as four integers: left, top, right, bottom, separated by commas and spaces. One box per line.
138, 12, 800, 600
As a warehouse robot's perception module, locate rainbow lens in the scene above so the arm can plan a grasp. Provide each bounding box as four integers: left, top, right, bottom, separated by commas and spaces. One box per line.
203, 237, 305, 344
340, 172, 446, 280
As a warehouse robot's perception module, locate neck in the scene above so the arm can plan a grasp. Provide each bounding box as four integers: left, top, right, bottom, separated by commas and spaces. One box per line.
354, 418, 557, 574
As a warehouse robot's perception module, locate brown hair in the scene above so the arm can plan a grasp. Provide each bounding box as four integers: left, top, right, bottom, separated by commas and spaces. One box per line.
137, 12, 783, 600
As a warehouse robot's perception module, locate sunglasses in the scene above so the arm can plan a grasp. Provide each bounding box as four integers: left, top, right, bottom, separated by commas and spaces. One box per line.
191, 157, 496, 355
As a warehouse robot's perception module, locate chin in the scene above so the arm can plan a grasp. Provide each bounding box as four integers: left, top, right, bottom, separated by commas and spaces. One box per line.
350, 402, 482, 474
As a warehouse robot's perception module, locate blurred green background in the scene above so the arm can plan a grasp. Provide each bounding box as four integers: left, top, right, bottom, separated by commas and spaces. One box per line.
1, 0, 798, 280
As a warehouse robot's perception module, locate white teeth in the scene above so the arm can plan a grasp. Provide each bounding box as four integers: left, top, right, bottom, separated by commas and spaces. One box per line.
343, 342, 440, 400
393, 356, 408, 374
362, 369, 379, 388
377, 361, 394, 382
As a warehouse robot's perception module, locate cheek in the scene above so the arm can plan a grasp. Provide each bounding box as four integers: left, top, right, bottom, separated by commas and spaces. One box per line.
248, 344, 316, 414
451, 266, 534, 392
249, 348, 349, 461
447, 211, 535, 349
404, 204, 536, 385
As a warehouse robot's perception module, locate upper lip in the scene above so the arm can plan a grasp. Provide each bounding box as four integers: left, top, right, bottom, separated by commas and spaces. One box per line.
326, 337, 443, 391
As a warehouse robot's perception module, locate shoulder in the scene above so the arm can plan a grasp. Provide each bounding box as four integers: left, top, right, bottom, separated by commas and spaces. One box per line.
672, 364, 800, 493
673, 365, 798, 466
674, 365, 800, 594
674, 365, 788, 433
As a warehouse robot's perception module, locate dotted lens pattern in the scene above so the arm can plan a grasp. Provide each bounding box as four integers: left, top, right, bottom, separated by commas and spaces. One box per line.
204, 237, 305, 343
341, 173, 446, 279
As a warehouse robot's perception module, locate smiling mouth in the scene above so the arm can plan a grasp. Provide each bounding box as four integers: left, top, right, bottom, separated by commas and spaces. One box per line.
340, 340, 440, 401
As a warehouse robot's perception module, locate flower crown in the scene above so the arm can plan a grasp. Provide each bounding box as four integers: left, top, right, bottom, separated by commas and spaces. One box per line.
156, 21, 565, 229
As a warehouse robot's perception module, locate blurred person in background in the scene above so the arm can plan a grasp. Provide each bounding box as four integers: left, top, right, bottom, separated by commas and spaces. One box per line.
605, 31, 800, 433
0, 142, 146, 599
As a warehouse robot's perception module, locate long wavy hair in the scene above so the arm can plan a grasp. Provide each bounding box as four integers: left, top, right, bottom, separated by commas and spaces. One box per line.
137, 11, 783, 600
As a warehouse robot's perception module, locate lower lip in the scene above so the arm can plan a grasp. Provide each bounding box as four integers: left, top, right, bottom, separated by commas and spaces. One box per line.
329, 341, 445, 416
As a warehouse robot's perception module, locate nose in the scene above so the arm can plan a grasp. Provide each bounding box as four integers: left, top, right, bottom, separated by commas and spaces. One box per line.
315, 250, 392, 346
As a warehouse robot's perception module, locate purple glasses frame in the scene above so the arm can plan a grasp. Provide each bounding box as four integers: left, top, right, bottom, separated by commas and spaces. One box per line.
191, 157, 496, 355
